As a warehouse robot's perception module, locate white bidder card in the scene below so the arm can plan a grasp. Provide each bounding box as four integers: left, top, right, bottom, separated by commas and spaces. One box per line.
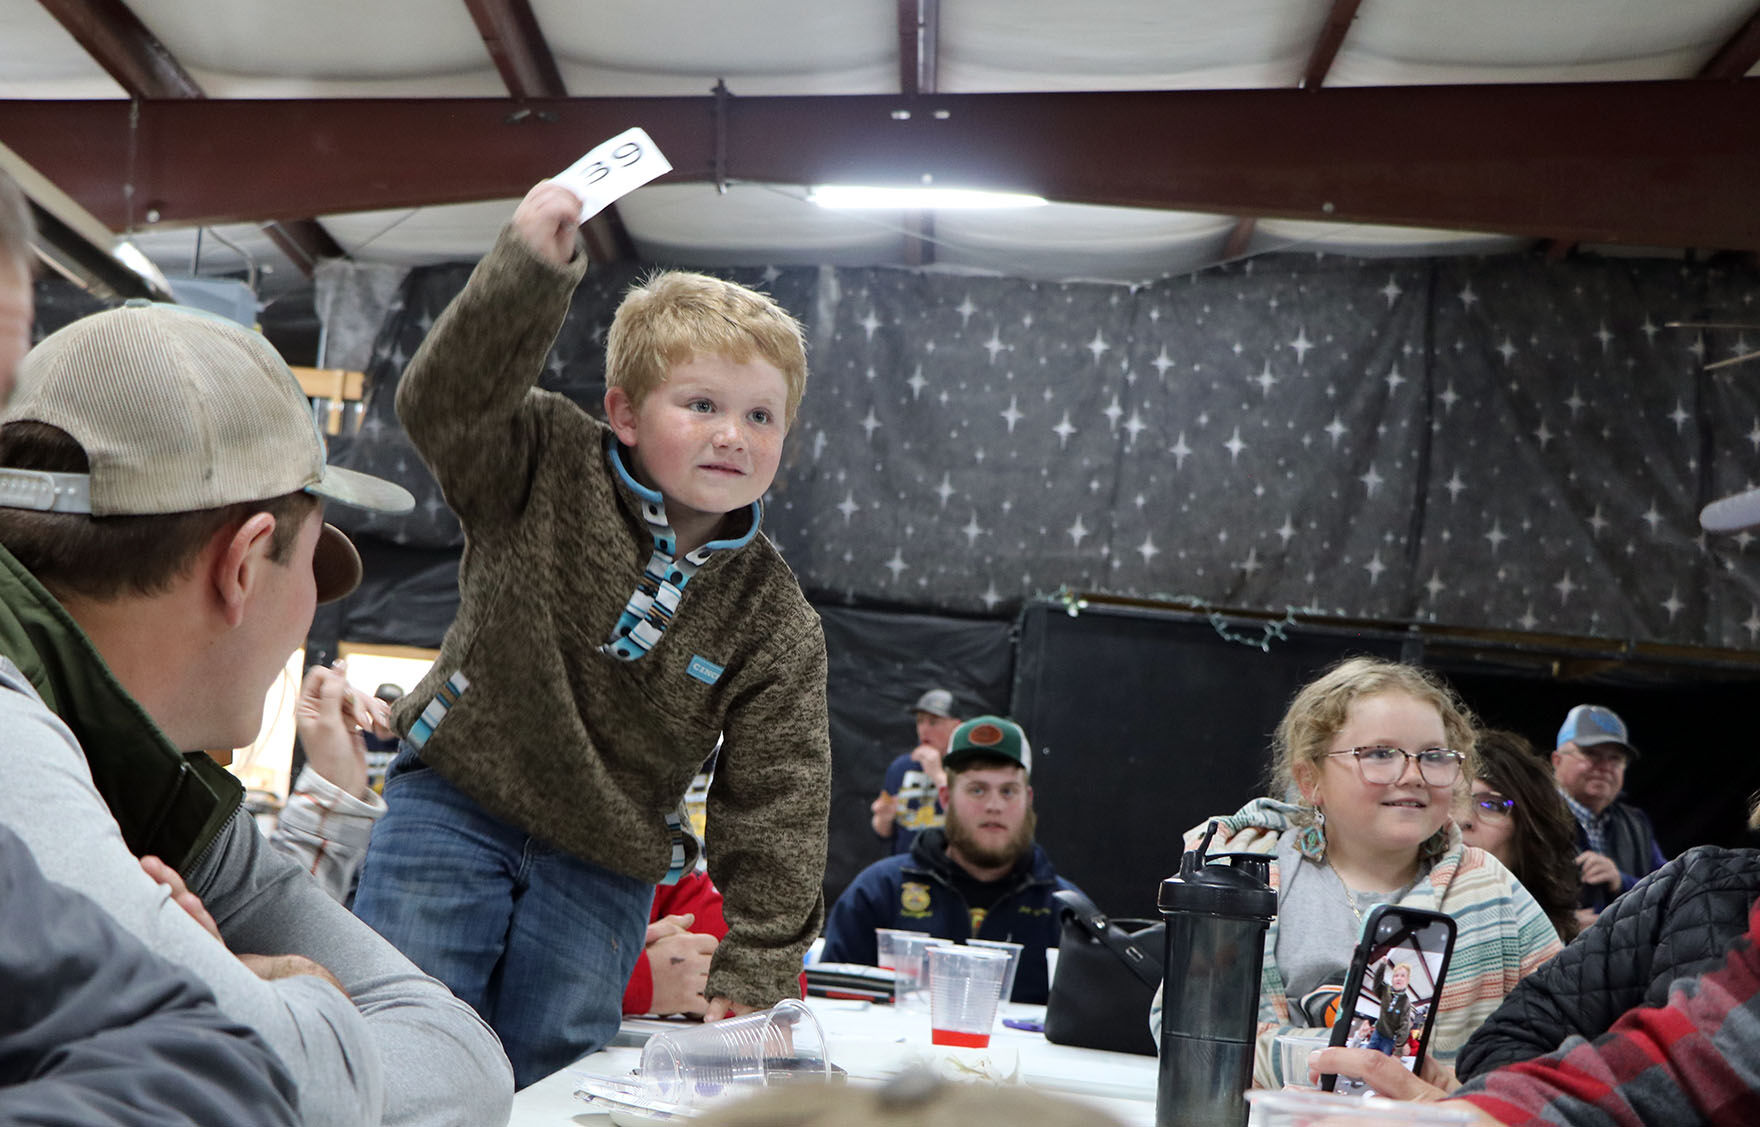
554, 127, 672, 223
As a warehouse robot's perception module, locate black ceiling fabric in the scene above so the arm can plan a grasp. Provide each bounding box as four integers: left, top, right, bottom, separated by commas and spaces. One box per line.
327, 249, 1760, 652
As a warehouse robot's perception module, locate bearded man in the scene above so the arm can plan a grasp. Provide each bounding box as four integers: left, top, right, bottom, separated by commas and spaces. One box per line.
819, 716, 1083, 1004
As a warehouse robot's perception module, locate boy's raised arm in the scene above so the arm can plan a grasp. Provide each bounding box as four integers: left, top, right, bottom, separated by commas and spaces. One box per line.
395, 181, 589, 524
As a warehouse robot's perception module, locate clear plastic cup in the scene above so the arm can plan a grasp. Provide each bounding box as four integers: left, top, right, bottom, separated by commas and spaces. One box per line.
637, 999, 829, 1111
1246, 1089, 1475, 1126
926, 944, 1011, 1048
892, 933, 953, 1011
876, 927, 913, 970
966, 939, 1023, 1004
1275, 1030, 1333, 1088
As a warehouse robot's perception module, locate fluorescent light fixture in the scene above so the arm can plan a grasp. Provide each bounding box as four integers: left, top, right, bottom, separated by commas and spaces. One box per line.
809, 185, 1048, 210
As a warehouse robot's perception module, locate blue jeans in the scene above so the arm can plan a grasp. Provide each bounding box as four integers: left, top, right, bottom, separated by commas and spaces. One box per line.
352, 747, 653, 1088
1367, 1030, 1401, 1057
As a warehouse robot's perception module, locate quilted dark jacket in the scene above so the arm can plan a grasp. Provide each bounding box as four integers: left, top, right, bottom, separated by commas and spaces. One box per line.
1456, 845, 1760, 1080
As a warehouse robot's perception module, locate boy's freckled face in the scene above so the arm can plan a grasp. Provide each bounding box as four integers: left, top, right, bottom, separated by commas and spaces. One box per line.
608, 353, 790, 527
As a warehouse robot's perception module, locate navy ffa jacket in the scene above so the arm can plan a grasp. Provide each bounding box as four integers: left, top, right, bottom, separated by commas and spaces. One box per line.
819, 828, 1082, 1003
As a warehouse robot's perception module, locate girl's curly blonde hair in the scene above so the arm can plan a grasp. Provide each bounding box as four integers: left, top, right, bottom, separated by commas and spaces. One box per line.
1270, 656, 1478, 811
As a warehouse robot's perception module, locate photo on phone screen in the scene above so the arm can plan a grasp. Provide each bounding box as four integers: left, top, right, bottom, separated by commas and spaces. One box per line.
1321, 905, 1456, 1097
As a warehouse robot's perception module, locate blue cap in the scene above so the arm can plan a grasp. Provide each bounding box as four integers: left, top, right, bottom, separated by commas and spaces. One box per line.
1556, 704, 1637, 759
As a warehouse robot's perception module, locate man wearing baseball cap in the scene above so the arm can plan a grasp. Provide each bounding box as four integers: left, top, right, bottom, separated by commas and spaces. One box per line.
0, 302, 513, 1126
1552, 704, 1667, 919
825, 715, 1085, 1003
870, 687, 964, 855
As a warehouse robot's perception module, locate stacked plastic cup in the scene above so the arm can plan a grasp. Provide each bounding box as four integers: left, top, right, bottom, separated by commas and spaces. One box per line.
886, 932, 952, 1010
637, 999, 829, 1111
966, 939, 1023, 1004
875, 927, 912, 970
925, 945, 1011, 1048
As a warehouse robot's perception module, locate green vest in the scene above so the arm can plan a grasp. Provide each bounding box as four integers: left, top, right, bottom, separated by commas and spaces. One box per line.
0, 544, 241, 875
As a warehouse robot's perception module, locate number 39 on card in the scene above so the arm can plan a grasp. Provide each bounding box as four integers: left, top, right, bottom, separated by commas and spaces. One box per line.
553, 127, 673, 223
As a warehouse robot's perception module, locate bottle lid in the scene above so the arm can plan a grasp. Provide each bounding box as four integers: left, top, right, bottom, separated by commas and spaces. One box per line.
1158, 864, 1276, 917
1157, 822, 1277, 918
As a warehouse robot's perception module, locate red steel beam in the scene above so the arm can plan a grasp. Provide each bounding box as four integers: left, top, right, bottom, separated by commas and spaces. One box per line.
5, 82, 1760, 249
1301, 0, 1366, 90
38, 0, 348, 276
461, 0, 567, 99
458, 0, 644, 265
1221, 217, 1257, 261
897, 0, 940, 97
36, 0, 203, 98
897, 0, 919, 96
896, 0, 939, 262
1700, 5, 1760, 78
1544, 7, 1760, 258
262, 218, 346, 271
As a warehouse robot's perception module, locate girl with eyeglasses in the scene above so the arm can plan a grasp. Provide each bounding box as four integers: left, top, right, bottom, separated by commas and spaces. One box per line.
1150, 657, 1562, 1088
1454, 730, 1583, 943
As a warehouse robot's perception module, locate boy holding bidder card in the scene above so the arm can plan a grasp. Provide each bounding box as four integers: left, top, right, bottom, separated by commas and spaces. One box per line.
352, 131, 831, 1088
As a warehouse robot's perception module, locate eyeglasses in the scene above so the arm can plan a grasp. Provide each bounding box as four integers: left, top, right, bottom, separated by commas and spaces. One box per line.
1326, 746, 1465, 787
1463, 794, 1515, 822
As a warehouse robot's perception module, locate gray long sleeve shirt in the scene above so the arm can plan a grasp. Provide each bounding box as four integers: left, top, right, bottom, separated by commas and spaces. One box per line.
0, 823, 300, 1126
0, 657, 513, 1127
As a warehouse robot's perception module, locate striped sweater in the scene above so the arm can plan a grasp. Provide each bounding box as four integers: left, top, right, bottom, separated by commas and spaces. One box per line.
1172, 798, 1562, 1088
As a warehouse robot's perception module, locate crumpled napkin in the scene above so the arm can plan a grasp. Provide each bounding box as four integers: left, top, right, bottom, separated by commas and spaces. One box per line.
891, 1042, 1022, 1085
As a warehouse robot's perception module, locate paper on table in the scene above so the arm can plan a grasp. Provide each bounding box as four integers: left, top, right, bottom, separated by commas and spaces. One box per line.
553, 127, 672, 223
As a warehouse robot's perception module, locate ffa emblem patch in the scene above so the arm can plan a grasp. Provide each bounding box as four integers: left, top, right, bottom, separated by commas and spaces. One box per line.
900, 882, 932, 916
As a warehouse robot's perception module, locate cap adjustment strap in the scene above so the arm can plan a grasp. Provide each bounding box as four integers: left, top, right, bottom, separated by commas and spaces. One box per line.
0, 469, 94, 514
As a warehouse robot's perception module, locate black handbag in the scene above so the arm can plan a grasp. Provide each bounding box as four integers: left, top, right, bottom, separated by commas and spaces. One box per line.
1043, 888, 1166, 1057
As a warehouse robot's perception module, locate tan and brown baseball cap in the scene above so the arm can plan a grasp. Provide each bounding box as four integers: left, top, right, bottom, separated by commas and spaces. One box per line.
0, 301, 414, 602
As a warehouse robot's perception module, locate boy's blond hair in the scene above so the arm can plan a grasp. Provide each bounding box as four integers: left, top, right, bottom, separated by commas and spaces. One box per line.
606, 270, 807, 425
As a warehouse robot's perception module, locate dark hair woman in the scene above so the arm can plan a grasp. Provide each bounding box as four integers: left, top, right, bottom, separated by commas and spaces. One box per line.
1455, 729, 1582, 943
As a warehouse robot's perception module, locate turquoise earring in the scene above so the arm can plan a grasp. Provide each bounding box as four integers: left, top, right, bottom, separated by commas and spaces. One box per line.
1296, 806, 1327, 861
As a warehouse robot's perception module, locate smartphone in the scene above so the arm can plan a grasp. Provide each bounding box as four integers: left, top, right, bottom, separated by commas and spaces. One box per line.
1319, 904, 1456, 1096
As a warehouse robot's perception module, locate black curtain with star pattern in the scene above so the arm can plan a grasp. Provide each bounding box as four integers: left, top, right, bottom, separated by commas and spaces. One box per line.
305, 249, 1760, 910
324, 250, 1760, 653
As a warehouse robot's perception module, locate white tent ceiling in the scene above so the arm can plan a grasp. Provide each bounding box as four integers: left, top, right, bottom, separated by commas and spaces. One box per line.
2, 0, 1758, 300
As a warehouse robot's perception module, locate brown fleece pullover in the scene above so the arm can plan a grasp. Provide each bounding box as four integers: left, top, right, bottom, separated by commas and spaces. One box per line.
391, 228, 829, 1006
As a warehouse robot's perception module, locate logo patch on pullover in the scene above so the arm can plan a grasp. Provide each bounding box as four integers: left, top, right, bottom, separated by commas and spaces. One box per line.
686, 655, 725, 685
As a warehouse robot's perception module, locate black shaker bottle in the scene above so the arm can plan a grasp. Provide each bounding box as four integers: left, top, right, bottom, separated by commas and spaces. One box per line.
1155, 821, 1277, 1127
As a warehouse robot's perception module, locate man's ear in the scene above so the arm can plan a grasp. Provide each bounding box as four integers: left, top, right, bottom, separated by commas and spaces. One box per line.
1549, 747, 1567, 774
937, 783, 950, 809
604, 386, 639, 446
211, 512, 278, 628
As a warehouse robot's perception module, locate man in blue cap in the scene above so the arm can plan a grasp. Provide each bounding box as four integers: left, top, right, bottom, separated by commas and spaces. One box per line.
1551, 704, 1667, 920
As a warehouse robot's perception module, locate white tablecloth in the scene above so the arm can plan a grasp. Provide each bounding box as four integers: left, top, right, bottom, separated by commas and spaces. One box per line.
511, 999, 1159, 1126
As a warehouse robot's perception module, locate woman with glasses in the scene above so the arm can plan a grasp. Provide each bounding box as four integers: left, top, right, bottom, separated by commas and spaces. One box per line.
1150, 657, 1562, 1087
1454, 730, 1582, 943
